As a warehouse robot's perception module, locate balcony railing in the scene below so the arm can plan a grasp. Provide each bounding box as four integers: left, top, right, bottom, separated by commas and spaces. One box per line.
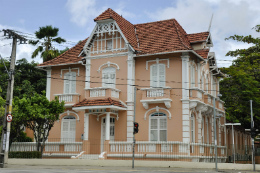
85, 87, 121, 99
189, 88, 204, 101
141, 88, 171, 99
54, 94, 80, 105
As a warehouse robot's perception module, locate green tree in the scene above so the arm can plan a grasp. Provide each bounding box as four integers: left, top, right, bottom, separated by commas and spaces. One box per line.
220, 24, 260, 129
29, 25, 66, 62
14, 92, 65, 155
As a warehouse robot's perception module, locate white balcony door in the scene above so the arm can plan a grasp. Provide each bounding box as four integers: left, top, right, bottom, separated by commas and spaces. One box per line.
102, 67, 116, 88
64, 72, 76, 94
61, 116, 76, 142
101, 117, 115, 152
150, 64, 165, 88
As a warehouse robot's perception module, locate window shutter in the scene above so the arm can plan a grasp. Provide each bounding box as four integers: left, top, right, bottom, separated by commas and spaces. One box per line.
151, 119, 157, 129
159, 64, 165, 87
62, 121, 69, 140
64, 73, 70, 94
69, 120, 76, 141
71, 72, 76, 93
151, 65, 157, 87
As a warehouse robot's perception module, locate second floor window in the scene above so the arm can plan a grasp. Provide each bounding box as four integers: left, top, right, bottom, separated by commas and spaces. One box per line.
102, 67, 116, 88
64, 72, 76, 94
190, 65, 195, 88
151, 64, 165, 88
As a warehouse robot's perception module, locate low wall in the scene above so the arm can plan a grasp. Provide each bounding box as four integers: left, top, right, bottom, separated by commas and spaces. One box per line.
7, 159, 260, 170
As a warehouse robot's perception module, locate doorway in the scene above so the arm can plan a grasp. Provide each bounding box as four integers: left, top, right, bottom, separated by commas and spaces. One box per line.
101, 117, 115, 152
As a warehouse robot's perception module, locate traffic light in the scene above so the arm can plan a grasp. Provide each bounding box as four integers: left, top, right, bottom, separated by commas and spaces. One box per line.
251, 128, 256, 138
134, 122, 139, 134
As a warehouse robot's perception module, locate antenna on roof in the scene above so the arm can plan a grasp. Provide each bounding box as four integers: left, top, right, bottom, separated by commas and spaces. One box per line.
208, 13, 214, 32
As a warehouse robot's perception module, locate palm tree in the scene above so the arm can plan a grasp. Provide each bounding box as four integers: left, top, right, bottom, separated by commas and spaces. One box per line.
29, 25, 66, 62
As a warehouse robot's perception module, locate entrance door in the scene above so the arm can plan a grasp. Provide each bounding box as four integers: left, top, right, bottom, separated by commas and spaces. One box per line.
101, 117, 115, 152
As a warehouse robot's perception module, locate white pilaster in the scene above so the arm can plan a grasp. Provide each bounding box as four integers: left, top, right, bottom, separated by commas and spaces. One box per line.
197, 110, 202, 143
84, 113, 89, 140
85, 59, 91, 89
126, 50, 135, 141
197, 63, 200, 89
46, 68, 52, 101
106, 112, 110, 141
181, 52, 190, 143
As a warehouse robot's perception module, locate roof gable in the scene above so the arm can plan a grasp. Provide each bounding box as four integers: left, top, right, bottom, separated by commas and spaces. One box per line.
188, 32, 210, 43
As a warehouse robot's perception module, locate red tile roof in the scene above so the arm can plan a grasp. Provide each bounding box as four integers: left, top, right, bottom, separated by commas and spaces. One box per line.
38, 8, 210, 67
94, 8, 138, 50
187, 32, 209, 43
37, 38, 88, 67
72, 97, 126, 108
194, 49, 210, 59
135, 19, 192, 55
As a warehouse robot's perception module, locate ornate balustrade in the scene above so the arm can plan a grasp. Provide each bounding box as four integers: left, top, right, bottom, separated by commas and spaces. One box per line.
54, 94, 80, 107
189, 88, 204, 101
85, 87, 121, 99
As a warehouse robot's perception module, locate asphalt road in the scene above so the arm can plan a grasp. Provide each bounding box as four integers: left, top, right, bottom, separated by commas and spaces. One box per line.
0, 165, 256, 173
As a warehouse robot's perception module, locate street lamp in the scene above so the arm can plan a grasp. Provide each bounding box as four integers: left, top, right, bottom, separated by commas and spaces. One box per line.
225, 123, 241, 164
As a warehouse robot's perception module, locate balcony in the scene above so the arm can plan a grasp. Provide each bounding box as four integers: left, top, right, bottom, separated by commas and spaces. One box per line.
140, 87, 172, 109
85, 87, 121, 99
189, 88, 205, 102
54, 93, 80, 107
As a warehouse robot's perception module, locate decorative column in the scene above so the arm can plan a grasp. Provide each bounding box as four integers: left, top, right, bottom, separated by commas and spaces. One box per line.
85, 59, 91, 89
84, 113, 89, 140
106, 112, 110, 141
46, 68, 51, 101
197, 63, 201, 89
126, 50, 135, 141
181, 52, 190, 143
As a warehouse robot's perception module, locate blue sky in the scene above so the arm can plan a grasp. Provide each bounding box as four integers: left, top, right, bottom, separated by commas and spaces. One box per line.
1, 0, 260, 67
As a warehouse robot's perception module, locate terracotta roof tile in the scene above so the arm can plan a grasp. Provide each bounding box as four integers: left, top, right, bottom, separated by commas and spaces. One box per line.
72, 97, 126, 108
134, 19, 192, 55
187, 32, 209, 43
94, 8, 138, 50
37, 38, 88, 67
194, 49, 210, 59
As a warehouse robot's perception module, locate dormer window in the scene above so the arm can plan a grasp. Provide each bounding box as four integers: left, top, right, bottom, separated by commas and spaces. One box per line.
106, 40, 112, 50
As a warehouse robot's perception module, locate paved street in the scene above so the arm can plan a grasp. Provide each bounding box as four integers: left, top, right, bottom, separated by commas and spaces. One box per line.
0, 165, 257, 173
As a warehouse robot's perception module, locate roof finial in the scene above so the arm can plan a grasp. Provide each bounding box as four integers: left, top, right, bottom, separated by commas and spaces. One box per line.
208, 13, 214, 32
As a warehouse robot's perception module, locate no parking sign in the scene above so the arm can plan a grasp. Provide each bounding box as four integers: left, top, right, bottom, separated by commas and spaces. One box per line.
6, 114, 12, 122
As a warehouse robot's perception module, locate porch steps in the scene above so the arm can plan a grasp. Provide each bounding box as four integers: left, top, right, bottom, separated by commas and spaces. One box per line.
79, 154, 99, 160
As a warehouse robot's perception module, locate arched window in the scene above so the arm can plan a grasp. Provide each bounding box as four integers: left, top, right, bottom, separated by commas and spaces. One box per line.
206, 75, 209, 93
64, 72, 76, 94
102, 67, 116, 88
150, 112, 167, 141
150, 64, 165, 88
190, 65, 195, 88
61, 115, 76, 142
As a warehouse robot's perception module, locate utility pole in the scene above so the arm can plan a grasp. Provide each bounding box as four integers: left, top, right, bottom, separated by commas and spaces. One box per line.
132, 87, 136, 169
0, 29, 27, 168
250, 100, 255, 171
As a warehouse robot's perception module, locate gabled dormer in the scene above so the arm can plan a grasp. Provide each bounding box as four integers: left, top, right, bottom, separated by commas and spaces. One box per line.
188, 32, 213, 50
81, 8, 137, 58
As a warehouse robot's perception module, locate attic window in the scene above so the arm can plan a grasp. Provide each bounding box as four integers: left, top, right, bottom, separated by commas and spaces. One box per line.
107, 40, 112, 50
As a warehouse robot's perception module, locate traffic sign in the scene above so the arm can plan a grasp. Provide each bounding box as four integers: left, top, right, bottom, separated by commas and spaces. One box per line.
6, 114, 12, 122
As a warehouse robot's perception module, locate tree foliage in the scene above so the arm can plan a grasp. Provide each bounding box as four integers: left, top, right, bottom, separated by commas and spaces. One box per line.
29, 25, 66, 62
14, 92, 65, 154
220, 24, 260, 129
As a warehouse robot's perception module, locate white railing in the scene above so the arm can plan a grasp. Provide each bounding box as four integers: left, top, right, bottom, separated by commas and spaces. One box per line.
109, 142, 132, 152
54, 94, 80, 103
10, 142, 82, 152
111, 89, 119, 98
138, 144, 156, 152
146, 89, 164, 97
90, 89, 106, 97
197, 91, 202, 99
208, 95, 211, 103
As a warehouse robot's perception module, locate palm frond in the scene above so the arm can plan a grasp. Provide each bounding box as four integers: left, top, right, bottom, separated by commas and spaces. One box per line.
29, 40, 39, 46
35, 25, 59, 39
32, 46, 43, 58
52, 37, 66, 44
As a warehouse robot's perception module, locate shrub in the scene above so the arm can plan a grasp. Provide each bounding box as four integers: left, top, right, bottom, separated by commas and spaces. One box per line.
8, 151, 41, 158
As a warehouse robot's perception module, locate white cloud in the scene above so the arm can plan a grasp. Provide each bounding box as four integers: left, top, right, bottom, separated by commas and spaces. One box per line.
145, 0, 260, 67
66, 0, 136, 27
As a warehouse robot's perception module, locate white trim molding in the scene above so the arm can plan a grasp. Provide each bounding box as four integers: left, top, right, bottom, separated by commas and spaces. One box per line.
140, 99, 172, 109
58, 110, 79, 122
84, 113, 89, 140
73, 105, 127, 112
97, 61, 120, 73
144, 106, 171, 120
60, 67, 80, 77
46, 68, 52, 101
146, 58, 169, 70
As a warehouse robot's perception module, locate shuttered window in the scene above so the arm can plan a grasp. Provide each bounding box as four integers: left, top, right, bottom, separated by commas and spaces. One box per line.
150, 64, 165, 88
64, 72, 76, 94
61, 116, 76, 142
102, 67, 116, 88
150, 112, 167, 141
190, 65, 195, 88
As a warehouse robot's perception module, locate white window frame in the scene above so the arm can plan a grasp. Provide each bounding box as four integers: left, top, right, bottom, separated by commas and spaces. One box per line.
149, 112, 167, 141
102, 67, 116, 88
61, 115, 76, 142
150, 63, 166, 88
64, 72, 76, 94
